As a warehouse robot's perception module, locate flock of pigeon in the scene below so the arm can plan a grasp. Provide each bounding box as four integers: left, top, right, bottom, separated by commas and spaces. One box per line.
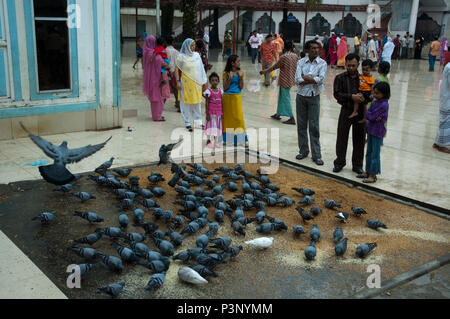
24, 129, 389, 298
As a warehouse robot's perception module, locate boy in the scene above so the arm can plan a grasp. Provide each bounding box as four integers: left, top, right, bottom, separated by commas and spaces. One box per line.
349, 59, 375, 121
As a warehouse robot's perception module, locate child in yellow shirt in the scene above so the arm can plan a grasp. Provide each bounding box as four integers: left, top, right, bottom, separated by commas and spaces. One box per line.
349, 59, 375, 120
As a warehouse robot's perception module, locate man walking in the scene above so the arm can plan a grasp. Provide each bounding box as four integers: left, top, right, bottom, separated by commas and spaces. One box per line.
429, 35, 441, 72
249, 30, 260, 64
332, 53, 366, 174
259, 34, 277, 86
408, 35, 415, 59
257, 28, 264, 63
294, 40, 327, 166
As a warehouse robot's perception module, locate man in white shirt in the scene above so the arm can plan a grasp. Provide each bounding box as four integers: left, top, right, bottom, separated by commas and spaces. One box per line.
256, 28, 264, 63
408, 35, 415, 59
165, 36, 180, 111
249, 30, 260, 64
294, 40, 327, 166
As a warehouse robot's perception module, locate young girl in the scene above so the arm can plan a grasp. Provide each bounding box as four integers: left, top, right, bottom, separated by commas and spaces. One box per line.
222, 55, 247, 146
357, 82, 390, 183
203, 73, 223, 148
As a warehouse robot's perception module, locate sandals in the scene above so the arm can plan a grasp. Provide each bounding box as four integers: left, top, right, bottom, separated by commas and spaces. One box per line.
271, 114, 281, 120
356, 172, 369, 179
154, 117, 166, 122
363, 175, 377, 183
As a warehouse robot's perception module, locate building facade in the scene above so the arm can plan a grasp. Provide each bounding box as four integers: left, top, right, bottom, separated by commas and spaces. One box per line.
0, 0, 122, 140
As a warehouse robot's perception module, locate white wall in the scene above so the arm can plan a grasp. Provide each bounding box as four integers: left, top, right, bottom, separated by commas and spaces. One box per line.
97, 0, 114, 108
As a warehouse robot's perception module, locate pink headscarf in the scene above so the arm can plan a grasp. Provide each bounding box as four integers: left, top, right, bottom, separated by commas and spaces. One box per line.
142, 35, 163, 102
337, 36, 347, 59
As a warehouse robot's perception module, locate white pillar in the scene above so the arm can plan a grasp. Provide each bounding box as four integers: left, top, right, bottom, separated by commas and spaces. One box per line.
156, 0, 161, 36
408, 0, 419, 35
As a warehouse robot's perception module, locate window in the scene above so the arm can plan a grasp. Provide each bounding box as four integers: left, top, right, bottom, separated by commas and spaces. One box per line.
33, 0, 71, 92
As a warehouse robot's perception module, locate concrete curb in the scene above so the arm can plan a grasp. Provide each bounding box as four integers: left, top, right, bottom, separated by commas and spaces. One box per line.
352, 254, 450, 299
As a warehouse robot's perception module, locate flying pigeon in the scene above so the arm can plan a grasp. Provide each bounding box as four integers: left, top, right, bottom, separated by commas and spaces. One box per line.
97, 282, 125, 298
145, 272, 166, 291
335, 212, 350, 223
73, 211, 104, 223
352, 206, 367, 216
20, 122, 112, 185
367, 219, 387, 230
158, 137, 184, 165
335, 238, 348, 256
95, 157, 114, 175
244, 237, 274, 249
178, 266, 208, 284
356, 243, 377, 258
324, 199, 342, 209
333, 227, 344, 244
31, 211, 56, 224
304, 241, 317, 261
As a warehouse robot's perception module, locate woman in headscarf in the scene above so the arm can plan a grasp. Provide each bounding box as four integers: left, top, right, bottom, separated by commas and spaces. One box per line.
175, 38, 207, 131
142, 35, 170, 121
328, 33, 338, 68
336, 36, 347, 68
440, 36, 448, 66
381, 37, 395, 65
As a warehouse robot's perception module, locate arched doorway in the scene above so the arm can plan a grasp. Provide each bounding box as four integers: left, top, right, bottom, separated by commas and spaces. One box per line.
279, 13, 302, 43
415, 13, 441, 43
334, 13, 362, 37
306, 13, 330, 36
255, 13, 275, 34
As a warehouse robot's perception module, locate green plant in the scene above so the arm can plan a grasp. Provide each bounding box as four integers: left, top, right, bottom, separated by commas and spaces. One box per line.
182, 0, 198, 39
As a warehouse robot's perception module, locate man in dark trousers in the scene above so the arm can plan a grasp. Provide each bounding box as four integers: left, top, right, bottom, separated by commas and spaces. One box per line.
332, 53, 366, 174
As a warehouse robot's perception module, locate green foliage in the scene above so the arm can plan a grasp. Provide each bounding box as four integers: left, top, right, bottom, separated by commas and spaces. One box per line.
182, 0, 198, 39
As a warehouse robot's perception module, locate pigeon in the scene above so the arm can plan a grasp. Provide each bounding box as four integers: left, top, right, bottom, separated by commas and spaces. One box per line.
293, 225, 305, 235
152, 230, 168, 239
194, 217, 210, 228
118, 198, 134, 210
67, 246, 97, 259
333, 227, 344, 244
335, 212, 350, 223
324, 199, 342, 209
356, 243, 377, 258
122, 232, 146, 243
214, 209, 224, 223
351, 206, 367, 216
367, 219, 387, 230
128, 176, 140, 186
305, 241, 317, 260
177, 180, 193, 189
196, 253, 226, 269
167, 226, 183, 246
112, 243, 139, 263
128, 241, 149, 257
134, 221, 159, 234
265, 217, 288, 231
137, 188, 154, 198
266, 183, 280, 192
71, 192, 96, 202
149, 187, 166, 197
145, 250, 163, 262
225, 245, 243, 259
209, 237, 232, 251
172, 250, 192, 263
170, 215, 185, 228
148, 172, 165, 184
113, 168, 132, 177
152, 237, 174, 256
196, 234, 211, 249
31, 211, 56, 223
158, 138, 184, 165
53, 183, 76, 193
74, 232, 102, 245
310, 225, 321, 242
75, 263, 100, 277
117, 211, 129, 228
168, 173, 181, 188
214, 166, 233, 174
299, 195, 315, 205
310, 206, 322, 216
292, 187, 315, 196
132, 208, 145, 223
178, 266, 208, 284
335, 238, 348, 256
206, 222, 219, 237
180, 221, 201, 236
138, 260, 167, 273
231, 220, 246, 236
237, 217, 256, 227
95, 252, 124, 272
255, 210, 267, 224
190, 265, 218, 278
95, 157, 114, 174
73, 211, 104, 223
277, 197, 296, 207
245, 237, 274, 249
233, 207, 245, 220
145, 272, 166, 291
20, 122, 111, 185
95, 227, 123, 239
296, 207, 314, 222
137, 199, 159, 210
97, 282, 125, 298
175, 186, 194, 196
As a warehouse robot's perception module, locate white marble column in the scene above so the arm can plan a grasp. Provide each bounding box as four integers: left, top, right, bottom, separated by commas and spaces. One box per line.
409, 0, 419, 35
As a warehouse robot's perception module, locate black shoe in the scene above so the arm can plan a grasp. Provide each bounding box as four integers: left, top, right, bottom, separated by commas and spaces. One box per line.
186, 126, 193, 132
283, 118, 296, 125
313, 158, 324, 166
296, 153, 309, 160
333, 165, 344, 173
352, 168, 364, 175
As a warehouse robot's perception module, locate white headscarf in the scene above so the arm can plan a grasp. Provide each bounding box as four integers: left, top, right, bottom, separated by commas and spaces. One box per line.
381, 37, 395, 63
176, 38, 207, 85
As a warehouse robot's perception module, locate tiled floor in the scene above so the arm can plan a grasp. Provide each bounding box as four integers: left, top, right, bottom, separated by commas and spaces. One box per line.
0, 45, 448, 299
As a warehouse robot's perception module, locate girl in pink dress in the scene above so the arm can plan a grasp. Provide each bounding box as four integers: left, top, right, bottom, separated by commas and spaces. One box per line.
203, 72, 223, 148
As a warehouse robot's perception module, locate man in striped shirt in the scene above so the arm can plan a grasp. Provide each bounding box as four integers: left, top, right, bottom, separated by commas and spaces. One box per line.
294, 40, 327, 166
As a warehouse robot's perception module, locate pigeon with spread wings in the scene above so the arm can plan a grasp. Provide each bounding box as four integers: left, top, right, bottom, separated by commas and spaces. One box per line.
20, 122, 112, 185
158, 137, 184, 166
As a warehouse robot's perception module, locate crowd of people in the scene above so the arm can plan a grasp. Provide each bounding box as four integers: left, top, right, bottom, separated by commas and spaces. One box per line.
138, 28, 449, 185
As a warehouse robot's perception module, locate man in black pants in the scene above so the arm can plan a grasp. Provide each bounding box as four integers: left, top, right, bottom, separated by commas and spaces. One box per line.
332, 53, 366, 174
